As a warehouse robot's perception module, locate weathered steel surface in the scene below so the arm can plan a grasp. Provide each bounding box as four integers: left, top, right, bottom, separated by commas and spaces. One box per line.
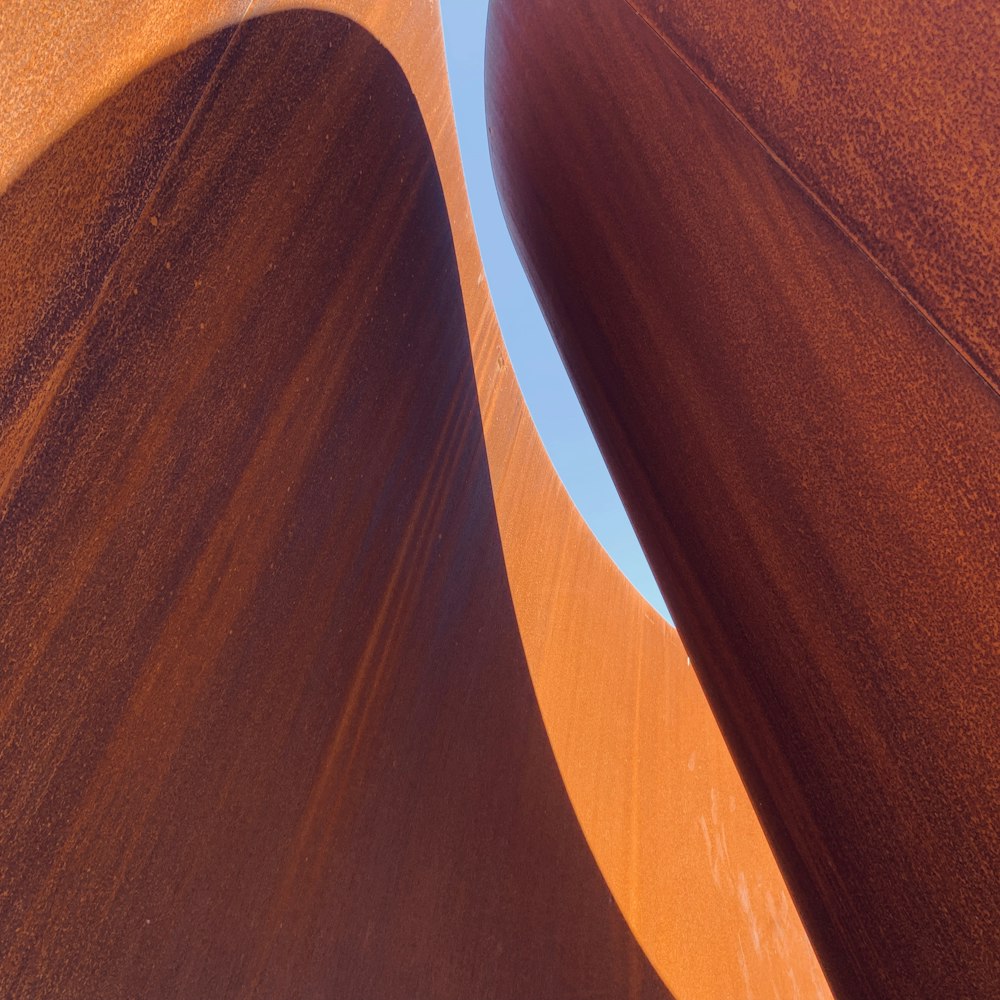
487, 2, 1000, 999
628, 0, 1000, 393
1, 2, 833, 999
0, 12, 672, 998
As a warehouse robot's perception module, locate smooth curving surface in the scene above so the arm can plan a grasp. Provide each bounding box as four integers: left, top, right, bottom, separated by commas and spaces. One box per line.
487, 2, 1000, 999
0, 12, 672, 998
2, 1, 834, 998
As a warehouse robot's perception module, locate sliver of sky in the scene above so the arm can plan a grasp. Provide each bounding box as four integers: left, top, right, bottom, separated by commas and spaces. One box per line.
439, 1, 670, 620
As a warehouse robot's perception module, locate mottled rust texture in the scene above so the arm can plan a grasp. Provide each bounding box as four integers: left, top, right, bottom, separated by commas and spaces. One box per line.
630, 0, 1000, 393
487, 2, 1000, 999
0, 12, 673, 998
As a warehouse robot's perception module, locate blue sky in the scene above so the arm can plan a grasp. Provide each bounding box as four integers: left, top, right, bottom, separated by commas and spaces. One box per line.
439, 2, 669, 619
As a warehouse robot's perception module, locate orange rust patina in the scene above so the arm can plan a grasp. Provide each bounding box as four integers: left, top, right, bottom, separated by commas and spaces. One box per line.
0, 2, 831, 999
488, 2, 1000, 999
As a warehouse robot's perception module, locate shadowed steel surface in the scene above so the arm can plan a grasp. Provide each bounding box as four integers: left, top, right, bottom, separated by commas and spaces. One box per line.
1, 1, 837, 998
487, 2, 1000, 999
0, 12, 673, 998
628, 0, 1000, 394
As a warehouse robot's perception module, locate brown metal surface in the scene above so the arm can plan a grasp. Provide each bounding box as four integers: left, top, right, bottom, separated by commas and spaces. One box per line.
487, 2, 1000, 999
1, 2, 835, 998
629, 0, 1000, 393
0, 12, 672, 998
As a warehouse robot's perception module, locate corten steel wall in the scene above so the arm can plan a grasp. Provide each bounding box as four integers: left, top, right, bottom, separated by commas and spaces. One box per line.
0, 2, 834, 999
487, 2, 1000, 1000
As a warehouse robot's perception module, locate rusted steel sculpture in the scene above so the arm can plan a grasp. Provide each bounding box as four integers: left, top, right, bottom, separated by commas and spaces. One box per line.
487, 2, 1000, 1000
0, 2, 835, 999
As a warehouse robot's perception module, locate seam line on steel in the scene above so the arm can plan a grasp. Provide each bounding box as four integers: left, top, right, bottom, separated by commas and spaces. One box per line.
619, 0, 1000, 406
